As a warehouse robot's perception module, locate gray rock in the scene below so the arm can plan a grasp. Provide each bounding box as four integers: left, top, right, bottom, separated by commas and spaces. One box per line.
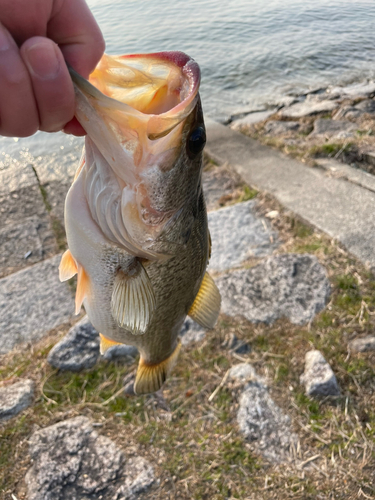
0, 254, 75, 355
179, 317, 206, 345
329, 81, 375, 98
349, 336, 375, 353
0, 216, 57, 278
264, 120, 300, 135
43, 181, 71, 227
355, 99, 375, 113
0, 379, 34, 421
238, 380, 298, 463
47, 317, 100, 371
230, 109, 276, 130
279, 98, 338, 119
228, 363, 257, 383
102, 344, 138, 362
310, 119, 357, 139
333, 106, 364, 120
202, 165, 242, 211
0, 164, 37, 196
216, 254, 330, 325
208, 200, 278, 273
300, 350, 340, 397
25, 416, 154, 500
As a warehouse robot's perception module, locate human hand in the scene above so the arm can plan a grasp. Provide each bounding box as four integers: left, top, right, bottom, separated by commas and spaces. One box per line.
0, 0, 105, 137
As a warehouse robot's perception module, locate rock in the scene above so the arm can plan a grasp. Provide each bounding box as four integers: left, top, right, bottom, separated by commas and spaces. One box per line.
230, 109, 277, 130
43, 181, 71, 228
355, 99, 375, 113
279, 97, 338, 119
333, 106, 364, 120
349, 336, 375, 353
264, 120, 300, 135
221, 333, 250, 354
25, 416, 155, 500
310, 119, 357, 139
237, 380, 298, 463
202, 165, 242, 211
103, 344, 138, 362
208, 200, 278, 273
0, 379, 34, 421
0, 254, 75, 355
228, 363, 257, 383
47, 317, 100, 371
329, 81, 375, 98
300, 350, 340, 397
179, 317, 206, 345
216, 254, 330, 325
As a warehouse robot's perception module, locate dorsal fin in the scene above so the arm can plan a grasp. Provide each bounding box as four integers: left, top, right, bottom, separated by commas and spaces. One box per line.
188, 272, 221, 329
134, 342, 181, 394
59, 249, 78, 282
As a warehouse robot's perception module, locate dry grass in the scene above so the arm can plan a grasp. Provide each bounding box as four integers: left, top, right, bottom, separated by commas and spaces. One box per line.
1, 175, 375, 500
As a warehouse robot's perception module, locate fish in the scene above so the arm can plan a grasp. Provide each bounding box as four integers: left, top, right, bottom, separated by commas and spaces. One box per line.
59, 51, 221, 395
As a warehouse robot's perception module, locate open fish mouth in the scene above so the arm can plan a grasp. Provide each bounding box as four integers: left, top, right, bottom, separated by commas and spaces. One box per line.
70, 52, 203, 260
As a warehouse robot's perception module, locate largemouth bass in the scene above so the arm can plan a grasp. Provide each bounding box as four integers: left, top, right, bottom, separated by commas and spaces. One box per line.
59, 51, 221, 394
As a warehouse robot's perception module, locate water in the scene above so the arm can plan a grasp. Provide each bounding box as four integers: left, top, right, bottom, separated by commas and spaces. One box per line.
2, 0, 375, 172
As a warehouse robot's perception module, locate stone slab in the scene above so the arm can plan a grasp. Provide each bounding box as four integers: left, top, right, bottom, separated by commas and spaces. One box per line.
329, 81, 375, 98
264, 120, 300, 135
0, 216, 57, 278
25, 416, 155, 500
0, 164, 37, 196
0, 254, 75, 354
205, 118, 375, 269
179, 317, 207, 345
216, 254, 330, 325
315, 158, 375, 193
0, 379, 34, 421
208, 200, 278, 273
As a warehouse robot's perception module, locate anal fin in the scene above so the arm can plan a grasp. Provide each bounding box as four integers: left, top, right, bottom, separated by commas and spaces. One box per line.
75, 265, 89, 315
188, 272, 221, 329
99, 333, 123, 355
134, 342, 181, 395
111, 260, 156, 335
59, 249, 78, 282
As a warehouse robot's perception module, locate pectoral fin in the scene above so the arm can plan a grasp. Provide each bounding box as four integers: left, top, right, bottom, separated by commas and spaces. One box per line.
188, 272, 221, 329
99, 333, 123, 355
75, 265, 89, 315
134, 342, 181, 395
111, 261, 156, 334
59, 249, 78, 282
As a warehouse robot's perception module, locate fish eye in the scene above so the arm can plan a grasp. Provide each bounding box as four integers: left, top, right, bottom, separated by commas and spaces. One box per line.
187, 126, 206, 157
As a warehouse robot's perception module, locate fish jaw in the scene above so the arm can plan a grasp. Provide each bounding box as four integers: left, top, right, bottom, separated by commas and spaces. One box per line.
71, 52, 205, 259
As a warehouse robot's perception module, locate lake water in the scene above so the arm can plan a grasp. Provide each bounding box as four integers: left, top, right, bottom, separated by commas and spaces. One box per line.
2, 0, 375, 174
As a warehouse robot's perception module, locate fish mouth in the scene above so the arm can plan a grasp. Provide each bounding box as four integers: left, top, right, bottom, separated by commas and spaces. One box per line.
71, 52, 201, 259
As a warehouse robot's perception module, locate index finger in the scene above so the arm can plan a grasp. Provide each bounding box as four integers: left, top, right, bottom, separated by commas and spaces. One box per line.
48, 0, 105, 77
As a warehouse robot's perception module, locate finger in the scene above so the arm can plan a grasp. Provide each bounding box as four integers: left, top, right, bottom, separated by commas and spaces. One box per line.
48, 0, 105, 77
63, 117, 86, 136
20, 36, 75, 133
0, 23, 39, 137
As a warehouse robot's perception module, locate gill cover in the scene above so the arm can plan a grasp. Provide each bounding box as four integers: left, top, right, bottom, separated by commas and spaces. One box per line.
71, 52, 201, 260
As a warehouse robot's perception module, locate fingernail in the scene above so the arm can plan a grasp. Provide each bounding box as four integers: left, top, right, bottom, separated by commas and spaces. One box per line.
25, 40, 60, 79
